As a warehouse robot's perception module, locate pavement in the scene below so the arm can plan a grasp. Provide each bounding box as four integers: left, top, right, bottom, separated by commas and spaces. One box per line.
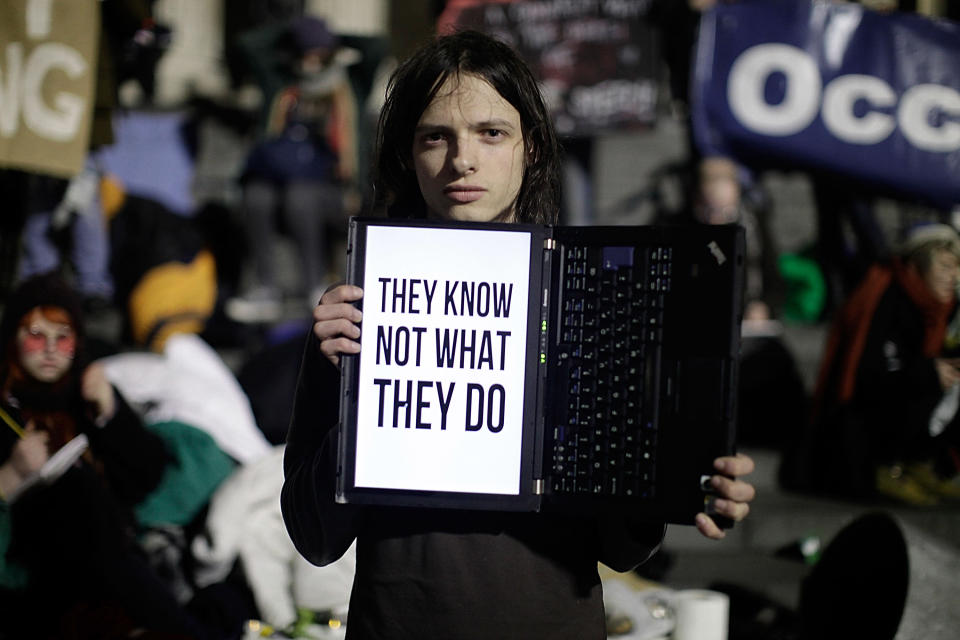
70, 106, 960, 637
586, 117, 960, 636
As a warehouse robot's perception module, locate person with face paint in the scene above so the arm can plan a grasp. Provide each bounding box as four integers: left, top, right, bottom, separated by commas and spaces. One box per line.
0, 273, 210, 638
281, 31, 756, 640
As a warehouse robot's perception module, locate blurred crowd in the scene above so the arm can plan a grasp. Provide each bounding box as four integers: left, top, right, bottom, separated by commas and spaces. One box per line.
1, 0, 959, 638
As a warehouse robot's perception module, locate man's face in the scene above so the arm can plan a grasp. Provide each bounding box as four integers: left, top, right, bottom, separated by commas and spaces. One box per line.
924, 248, 960, 304
412, 73, 526, 223
16, 309, 75, 383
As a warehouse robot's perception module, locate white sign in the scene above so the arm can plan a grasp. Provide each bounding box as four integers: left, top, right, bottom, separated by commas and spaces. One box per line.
354, 225, 532, 495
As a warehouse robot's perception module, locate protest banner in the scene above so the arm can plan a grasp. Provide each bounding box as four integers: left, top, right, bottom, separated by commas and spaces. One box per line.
439, 0, 660, 136
0, 0, 99, 177
691, 0, 960, 208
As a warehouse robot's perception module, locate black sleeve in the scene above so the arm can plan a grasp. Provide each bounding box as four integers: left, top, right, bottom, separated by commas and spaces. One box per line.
855, 288, 941, 425
595, 515, 666, 572
83, 388, 170, 507
281, 332, 363, 567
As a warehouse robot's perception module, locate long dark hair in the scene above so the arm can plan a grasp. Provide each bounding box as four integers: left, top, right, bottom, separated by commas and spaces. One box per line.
373, 30, 560, 225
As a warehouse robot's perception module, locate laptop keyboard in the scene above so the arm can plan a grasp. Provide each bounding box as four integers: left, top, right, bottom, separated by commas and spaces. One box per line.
549, 244, 672, 499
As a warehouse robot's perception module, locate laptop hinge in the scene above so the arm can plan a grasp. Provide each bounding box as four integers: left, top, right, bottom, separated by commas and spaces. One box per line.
534, 478, 545, 495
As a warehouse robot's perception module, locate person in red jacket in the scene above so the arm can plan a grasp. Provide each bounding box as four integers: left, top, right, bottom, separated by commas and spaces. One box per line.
805, 224, 960, 505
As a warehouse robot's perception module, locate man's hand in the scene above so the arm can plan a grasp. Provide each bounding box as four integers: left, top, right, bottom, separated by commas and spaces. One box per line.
313, 284, 364, 367
934, 358, 960, 391
695, 453, 756, 540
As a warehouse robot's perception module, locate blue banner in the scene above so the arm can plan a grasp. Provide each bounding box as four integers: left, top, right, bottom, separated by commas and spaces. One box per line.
691, 0, 960, 208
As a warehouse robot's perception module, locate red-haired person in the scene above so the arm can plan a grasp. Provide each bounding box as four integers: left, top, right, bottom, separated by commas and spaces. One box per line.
0, 273, 206, 638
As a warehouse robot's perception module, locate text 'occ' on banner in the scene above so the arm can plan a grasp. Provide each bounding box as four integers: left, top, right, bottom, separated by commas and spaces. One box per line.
691, 0, 960, 208
0, 0, 99, 177
354, 226, 531, 495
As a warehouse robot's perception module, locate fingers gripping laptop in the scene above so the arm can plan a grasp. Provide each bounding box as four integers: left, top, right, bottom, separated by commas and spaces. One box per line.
336, 217, 745, 526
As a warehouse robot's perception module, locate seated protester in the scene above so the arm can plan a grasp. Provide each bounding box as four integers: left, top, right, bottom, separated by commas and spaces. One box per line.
806, 224, 960, 504
0, 273, 208, 639
281, 30, 756, 640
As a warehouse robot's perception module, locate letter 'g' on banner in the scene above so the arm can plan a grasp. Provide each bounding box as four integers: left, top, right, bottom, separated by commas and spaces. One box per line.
0, 0, 99, 177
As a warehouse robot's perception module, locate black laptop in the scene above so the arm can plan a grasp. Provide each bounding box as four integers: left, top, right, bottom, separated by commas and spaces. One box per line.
336, 216, 745, 525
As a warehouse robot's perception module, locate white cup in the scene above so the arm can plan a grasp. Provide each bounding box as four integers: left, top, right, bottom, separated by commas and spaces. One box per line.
671, 589, 729, 640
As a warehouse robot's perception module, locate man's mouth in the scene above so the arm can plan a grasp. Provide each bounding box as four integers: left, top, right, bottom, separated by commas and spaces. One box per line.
443, 186, 486, 203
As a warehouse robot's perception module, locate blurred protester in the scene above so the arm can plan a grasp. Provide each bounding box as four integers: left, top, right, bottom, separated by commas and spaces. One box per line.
101, 331, 271, 465
17, 161, 115, 311
686, 156, 805, 451
228, 15, 359, 322
14, 0, 162, 312
809, 174, 890, 318
784, 224, 960, 504
193, 446, 356, 636
692, 156, 782, 320
0, 272, 211, 638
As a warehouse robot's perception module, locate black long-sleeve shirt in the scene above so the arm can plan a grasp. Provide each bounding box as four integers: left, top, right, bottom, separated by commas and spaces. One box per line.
281, 332, 665, 640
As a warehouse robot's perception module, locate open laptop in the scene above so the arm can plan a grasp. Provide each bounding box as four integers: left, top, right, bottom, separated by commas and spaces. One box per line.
336, 217, 745, 526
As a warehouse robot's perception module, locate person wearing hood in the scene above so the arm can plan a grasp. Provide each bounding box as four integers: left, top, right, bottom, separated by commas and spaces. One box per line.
228, 15, 360, 321
799, 224, 960, 505
0, 272, 207, 638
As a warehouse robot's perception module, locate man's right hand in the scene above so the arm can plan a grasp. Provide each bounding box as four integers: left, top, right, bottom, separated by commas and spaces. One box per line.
935, 358, 960, 391
313, 284, 364, 367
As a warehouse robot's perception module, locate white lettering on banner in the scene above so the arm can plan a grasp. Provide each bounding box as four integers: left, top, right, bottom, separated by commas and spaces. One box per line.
0, 41, 88, 142
27, 0, 53, 38
22, 42, 87, 141
602, 0, 653, 19
0, 44, 24, 137
727, 43, 960, 152
484, 5, 507, 25
728, 44, 821, 136
519, 22, 559, 49
822, 75, 897, 144
899, 84, 960, 152
569, 80, 656, 120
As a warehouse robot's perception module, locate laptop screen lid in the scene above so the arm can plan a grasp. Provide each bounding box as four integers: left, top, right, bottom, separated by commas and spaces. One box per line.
337, 217, 547, 510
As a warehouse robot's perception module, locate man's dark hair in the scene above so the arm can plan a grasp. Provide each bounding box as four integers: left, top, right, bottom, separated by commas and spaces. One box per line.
373, 30, 560, 225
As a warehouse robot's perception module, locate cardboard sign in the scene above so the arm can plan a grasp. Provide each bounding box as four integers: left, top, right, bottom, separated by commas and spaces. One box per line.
0, 0, 99, 177
354, 225, 531, 495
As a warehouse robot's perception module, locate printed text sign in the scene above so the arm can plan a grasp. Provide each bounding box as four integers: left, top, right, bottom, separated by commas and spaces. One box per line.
354, 225, 531, 495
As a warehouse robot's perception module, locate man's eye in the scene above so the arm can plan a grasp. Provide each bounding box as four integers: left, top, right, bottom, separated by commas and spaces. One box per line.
484, 129, 504, 139
423, 132, 444, 143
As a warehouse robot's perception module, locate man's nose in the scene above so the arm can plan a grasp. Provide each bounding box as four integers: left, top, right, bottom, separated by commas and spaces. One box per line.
450, 139, 477, 175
